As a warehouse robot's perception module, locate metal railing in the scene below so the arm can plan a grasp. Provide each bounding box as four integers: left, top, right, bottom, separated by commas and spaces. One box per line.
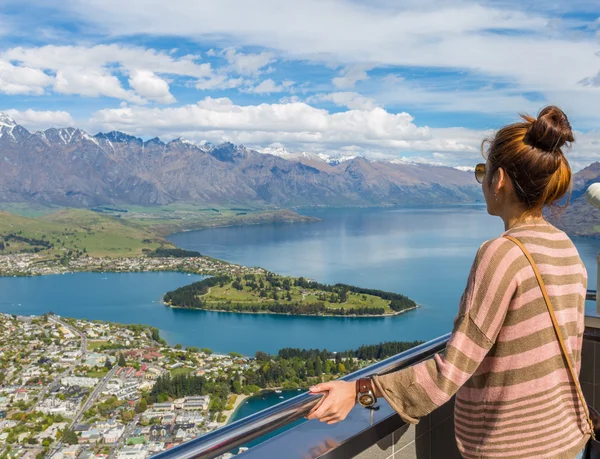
151, 333, 450, 459
152, 289, 598, 459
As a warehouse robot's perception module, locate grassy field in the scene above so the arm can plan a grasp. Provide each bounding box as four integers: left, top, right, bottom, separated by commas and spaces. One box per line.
116, 204, 318, 236
86, 369, 109, 378
203, 275, 394, 313
87, 340, 109, 351
0, 209, 174, 258
0, 204, 318, 259
171, 367, 194, 377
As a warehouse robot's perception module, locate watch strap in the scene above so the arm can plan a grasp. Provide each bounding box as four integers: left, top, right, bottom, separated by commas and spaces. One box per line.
356, 377, 376, 398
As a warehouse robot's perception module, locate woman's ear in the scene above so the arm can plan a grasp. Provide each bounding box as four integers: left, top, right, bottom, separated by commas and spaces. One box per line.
494, 167, 507, 193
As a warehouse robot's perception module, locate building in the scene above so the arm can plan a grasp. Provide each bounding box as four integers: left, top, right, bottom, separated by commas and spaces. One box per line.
61, 376, 99, 388
152, 402, 173, 411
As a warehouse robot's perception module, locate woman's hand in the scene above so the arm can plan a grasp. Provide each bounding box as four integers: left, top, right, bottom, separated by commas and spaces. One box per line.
305, 380, 357, 424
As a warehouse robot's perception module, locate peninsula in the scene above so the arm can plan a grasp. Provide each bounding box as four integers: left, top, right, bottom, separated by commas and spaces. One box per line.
163, 273, 418, 317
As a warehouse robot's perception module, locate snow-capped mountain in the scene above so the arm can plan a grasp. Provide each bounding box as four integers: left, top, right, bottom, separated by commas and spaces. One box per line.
258, 147, 356, 165
0, 113, 481, 207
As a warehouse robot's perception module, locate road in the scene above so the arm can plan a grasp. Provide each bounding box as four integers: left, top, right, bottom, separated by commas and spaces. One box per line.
71, 364, 119, 427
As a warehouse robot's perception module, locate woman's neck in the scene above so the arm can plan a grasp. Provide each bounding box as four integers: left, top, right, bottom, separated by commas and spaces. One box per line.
502, 209, 545, 231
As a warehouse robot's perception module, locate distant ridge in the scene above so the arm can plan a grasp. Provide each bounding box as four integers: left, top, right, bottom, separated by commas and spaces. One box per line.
0, 113, 481, 208
547, 162, 600, 237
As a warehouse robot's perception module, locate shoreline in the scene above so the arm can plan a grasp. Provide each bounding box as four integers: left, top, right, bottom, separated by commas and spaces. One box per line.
164, 303, 420, 318
220, 393, 251, 426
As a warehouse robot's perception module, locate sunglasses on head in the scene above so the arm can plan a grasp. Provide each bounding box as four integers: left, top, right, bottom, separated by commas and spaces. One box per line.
475, 163, 486, 184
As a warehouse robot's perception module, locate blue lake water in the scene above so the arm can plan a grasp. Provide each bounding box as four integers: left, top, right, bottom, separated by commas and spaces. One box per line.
1, 206, 598, 356
227, 389, 307, 450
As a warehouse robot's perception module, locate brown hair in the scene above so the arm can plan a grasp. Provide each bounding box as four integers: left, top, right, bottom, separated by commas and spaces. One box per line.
483, 106, 574, 209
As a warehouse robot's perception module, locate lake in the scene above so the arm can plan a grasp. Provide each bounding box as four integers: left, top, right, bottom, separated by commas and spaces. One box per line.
1, 206, 598, 355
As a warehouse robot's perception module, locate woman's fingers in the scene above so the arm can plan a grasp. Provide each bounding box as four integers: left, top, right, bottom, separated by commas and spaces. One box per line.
306, 395, 328, 419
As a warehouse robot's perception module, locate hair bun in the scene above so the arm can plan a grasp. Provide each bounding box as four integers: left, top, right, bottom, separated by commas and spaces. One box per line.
524, 106, 574, 153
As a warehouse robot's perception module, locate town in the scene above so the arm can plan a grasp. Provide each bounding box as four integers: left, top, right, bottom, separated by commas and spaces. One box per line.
0, 254, 265, 279
0, 313, 258, 459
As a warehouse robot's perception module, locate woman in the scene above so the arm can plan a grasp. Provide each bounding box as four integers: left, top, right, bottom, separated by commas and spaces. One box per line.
306, 106, 591, 459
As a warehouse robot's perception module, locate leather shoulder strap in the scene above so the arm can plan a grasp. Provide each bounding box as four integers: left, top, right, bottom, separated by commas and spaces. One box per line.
504, 235, 595, 438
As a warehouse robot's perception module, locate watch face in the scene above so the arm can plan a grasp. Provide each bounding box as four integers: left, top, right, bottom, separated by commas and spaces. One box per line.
359, 394, 374, 406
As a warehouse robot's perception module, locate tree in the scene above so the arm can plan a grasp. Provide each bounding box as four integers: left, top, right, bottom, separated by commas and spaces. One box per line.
122, 410, 134, 422
104, 360, 113, 371
175, 344, 183, 350
62, 430, 79, 445
232, 380, 242, 394
135, 399, 147, 413
201, 348, 213, 355
118, 353, 126, 367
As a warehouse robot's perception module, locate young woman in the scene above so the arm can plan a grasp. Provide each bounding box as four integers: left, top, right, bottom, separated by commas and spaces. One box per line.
306, 106, 591, 459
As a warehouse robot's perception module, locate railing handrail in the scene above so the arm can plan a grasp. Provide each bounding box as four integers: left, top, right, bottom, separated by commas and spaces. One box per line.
150, 333, 451, 459
152, 288, 598, 459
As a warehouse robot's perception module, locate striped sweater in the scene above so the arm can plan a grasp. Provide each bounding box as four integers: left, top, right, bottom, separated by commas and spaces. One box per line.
373, 222, 590, 459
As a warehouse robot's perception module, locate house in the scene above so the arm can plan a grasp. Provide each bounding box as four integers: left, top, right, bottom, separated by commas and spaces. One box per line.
183, 396, 210, 411
79, 428, 102, 444
103, 426, 125, 444
14, 389, 29, 402
152, 402, 173, 411
149, 425, 169, 440
116, 445, 148, 459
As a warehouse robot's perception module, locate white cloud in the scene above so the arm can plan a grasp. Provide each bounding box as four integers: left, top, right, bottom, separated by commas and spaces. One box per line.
128, 70, 176, 104
1, 44, 212, 103
85, 98, 599, 171
332, 65, 371, 89
88, 97, 459, 158
245, 79, 290, 94
0, 60, 53, 95
35, 0, 600, 120
3, 109, 74, 129
195, 74, 245, 90
54, 68, 145, 104
308, 92, 377, 110
222, 48, 275, 76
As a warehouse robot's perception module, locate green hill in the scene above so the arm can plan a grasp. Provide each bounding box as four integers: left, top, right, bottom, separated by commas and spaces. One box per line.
164, 273, 418, 317
0, 209, 173, 258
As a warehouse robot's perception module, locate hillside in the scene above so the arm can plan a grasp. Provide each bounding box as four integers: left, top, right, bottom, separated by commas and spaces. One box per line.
0, 209, 173, 258
0, 114, 480, 208
547, 162, 600, 237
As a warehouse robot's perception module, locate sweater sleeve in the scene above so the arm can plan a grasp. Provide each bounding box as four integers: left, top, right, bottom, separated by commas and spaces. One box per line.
372, 238, 521, 424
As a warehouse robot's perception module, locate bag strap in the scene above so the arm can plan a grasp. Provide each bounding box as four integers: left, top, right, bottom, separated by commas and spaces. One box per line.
504, 235, 595, 439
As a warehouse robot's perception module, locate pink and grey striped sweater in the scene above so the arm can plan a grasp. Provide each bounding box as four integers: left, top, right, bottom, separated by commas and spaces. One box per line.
373, 222, 590, 459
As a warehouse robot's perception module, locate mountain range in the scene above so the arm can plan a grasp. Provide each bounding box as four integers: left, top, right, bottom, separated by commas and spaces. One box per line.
547, 161, 600, 237
0, 113, 480, 208
0, 113, 598, 237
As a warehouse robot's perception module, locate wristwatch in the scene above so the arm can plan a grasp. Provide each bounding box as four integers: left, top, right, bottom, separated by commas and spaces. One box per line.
356, 377, 377, 407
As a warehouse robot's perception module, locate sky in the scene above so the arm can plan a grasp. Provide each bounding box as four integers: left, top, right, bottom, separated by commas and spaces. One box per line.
0, 0, 599, 170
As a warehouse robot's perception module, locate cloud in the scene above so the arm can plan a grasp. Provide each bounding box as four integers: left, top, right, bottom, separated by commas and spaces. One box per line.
85, 98, 599, 171
128, 70, 176, 104
31, 0, 599, 117
244, 79, 293, 94
332, 65, 371, 89
88, 97, 463, 158
2, 109, 74, 129
0, 60, 53, 95
222, 48, 275, 76
54, 68, 145, 103
195, 74, 245, 90
308, 92, 377, 110
1, 44, 212, 103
